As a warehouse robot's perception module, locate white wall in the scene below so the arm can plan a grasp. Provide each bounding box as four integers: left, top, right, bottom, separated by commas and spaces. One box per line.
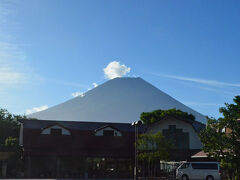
41, 125, 71, 135
95, 127, 122, 136
146, 116, 202, 149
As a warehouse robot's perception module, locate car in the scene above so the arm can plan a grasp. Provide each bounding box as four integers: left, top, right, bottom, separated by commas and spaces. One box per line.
176, 162, 221, 180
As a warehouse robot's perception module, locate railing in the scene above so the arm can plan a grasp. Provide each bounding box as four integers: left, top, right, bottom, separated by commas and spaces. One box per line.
0, 145, 20, 152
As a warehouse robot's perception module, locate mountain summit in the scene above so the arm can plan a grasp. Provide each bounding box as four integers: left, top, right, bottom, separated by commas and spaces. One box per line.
28, 77, 206, 123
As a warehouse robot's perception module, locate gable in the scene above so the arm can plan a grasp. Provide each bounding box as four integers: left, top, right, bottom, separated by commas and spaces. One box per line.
95, 126, 122, 137
146, 116, 202, 149
41, 124, 71, 135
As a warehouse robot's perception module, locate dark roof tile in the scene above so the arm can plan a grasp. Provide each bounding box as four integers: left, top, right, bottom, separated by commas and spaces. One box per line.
20, 119, 146, 132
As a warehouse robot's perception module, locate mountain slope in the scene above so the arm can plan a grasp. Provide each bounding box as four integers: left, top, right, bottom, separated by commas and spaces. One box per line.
28, 77, 206, 123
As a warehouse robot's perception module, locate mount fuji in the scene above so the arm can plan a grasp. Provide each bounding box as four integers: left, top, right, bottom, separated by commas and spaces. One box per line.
28, 77, 206, 123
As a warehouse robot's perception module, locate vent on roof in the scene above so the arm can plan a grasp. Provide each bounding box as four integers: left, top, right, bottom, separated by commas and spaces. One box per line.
95, 126, 122, 137
41, 124, 71, 135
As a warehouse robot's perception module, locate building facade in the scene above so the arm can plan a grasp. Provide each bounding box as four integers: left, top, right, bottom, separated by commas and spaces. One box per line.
146, 115, 205, 161
19, 115, 205, 178
19, 119, 144, 178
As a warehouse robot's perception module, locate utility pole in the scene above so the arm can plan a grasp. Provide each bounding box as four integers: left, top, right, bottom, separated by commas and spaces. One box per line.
132, 120, 142, 180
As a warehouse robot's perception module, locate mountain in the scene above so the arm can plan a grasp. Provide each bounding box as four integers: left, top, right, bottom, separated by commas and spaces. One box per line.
28, 77, 206, 123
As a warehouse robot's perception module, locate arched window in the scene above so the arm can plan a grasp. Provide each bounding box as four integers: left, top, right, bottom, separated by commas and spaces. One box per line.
41, 124, 71, 135
95, 126, 122, 137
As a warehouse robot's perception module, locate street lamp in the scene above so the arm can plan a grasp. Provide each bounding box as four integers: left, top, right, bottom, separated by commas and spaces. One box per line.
131, 120, 142, 180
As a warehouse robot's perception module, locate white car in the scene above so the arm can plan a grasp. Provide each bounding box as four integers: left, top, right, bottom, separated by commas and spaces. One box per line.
176, 162, 221, 180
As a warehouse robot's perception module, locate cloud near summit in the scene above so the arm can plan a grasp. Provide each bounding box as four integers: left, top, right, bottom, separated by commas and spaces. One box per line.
25, 105, 48, 115
103, 61, 131, 79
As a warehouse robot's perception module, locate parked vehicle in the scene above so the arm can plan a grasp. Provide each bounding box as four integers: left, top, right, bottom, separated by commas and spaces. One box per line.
176, 162, 221, 180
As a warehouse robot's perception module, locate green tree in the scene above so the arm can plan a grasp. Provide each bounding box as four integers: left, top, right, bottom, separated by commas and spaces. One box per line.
140, 108, 195, 126
0, 108, 25, 177
200, 96, 240, 179
137, 132, 172, 177
5, 137, 19, 147
0, 109, 22, 146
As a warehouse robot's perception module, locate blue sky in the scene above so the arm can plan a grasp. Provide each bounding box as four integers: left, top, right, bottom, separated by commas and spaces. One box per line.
0, 0, 240, 118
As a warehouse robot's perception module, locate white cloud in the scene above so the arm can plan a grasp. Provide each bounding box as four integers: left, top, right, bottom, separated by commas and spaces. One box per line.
93, 82, 98, 88
0, 42, 28, 86
0, 2, 30, 87
71, 83, 97, 98
103, 61, 131, 79
156, 73, 240, 88
72, 91, 85, 97
183, 101, 223, 107
25, 105, 48, 115
0, 66, 26, 85
166, 74, 240, 87
86, 82, 98, 91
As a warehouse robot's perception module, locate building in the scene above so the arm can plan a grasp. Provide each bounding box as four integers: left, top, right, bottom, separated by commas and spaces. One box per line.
19, 119, 145, 178
146, 115, 205, 161
19, 115, 205, 178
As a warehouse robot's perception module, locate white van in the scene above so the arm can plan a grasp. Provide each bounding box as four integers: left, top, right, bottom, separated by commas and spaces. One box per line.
176, 162, 221, 180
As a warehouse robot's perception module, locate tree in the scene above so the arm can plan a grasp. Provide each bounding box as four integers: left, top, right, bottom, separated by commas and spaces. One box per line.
0, 109, 21, 146
0, 109, 25, 177
200, 96, 240, 179
137, 132, 172, 177
141, 108, 195, 126
5, 137, 19, 147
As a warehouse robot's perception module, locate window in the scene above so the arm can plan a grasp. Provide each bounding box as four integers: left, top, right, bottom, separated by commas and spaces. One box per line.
50, 128, 62, 136
162, 125, 189, 149
95, 126, 122, 136
41, 125, 71, 135
103, 130, 114, 136
191, 163, 218, 170
180, 163, 190, 169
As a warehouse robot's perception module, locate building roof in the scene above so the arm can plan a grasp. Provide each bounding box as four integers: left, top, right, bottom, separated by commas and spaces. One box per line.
20, 119, 146, 132
191, 150, 208, 158
147, 115, 205, 133
191, 121, 206, 133
94, 125, 122, 132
